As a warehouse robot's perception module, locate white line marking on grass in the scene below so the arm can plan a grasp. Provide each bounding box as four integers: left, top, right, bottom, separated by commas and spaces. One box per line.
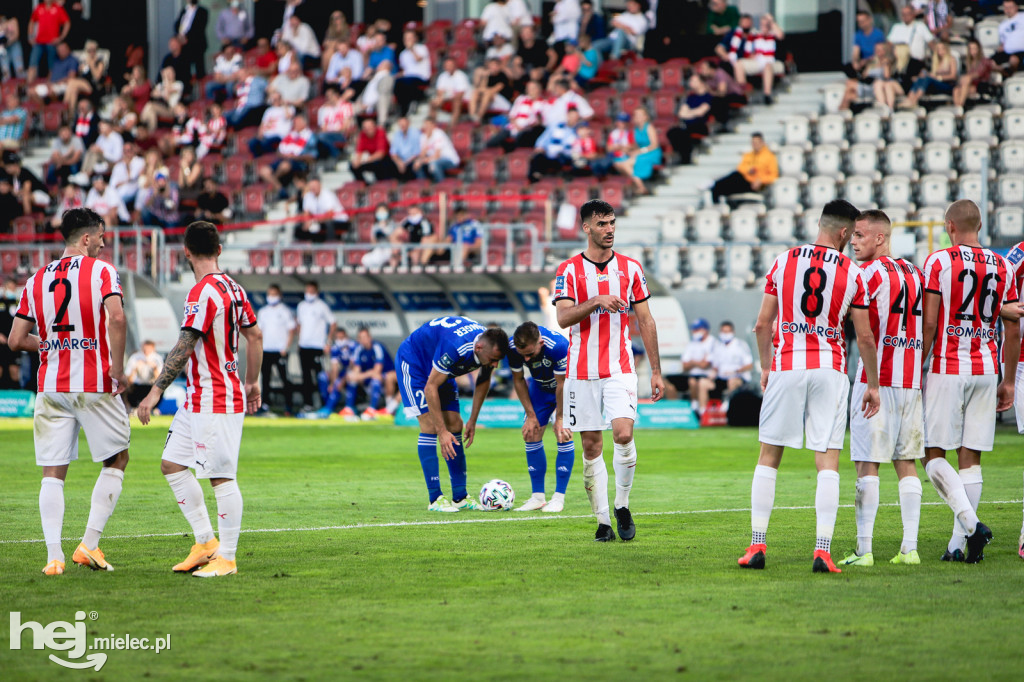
3, 499, 1021, 545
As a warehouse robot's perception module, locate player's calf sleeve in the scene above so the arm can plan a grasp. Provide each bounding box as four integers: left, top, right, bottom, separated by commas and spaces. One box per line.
40, 477, 65, 562
898, 476, 923, 553
612, 440, 637, 509
369, 380, 382, 409
524, 441, 547, 494
213, 480, 243, 561
323, 387, 341, 412
445, 433, 468, 502
815, 470, 841, 553
317, 372, 329, 402
165, 469, 215, 544
750, 464, 777, 545
855, 475, 880, 556
417, 434, 443, 503
346, 383, 359, 410
950, 465, 983, 552
582, 456, 610, 526
83, 468, 124, 550
924, 458, 978, 536
554, 441, 575, 495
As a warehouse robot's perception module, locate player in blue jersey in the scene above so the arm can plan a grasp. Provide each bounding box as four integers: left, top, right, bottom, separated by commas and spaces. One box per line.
396, 316, 509, 512
507, 321, 575, 512
343, 327, 397, 419
315, 328, 358, 418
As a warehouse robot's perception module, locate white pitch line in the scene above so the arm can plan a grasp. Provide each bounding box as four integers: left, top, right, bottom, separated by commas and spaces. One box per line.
2, 499, 1021, 545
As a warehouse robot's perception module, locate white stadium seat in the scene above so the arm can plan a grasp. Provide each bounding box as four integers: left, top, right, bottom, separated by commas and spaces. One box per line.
922, 141, 957, 178
959, 141, 993, 174
816, 114, 848, 146
994, 206, 1024, 238
848, 143, 882, 179
918, 174, 951, 208
884, 142, 918, 177
888, 112, 922, 146
976, 21, 1000, 57
800, 209, 825, 241
915, 207, 946, 247
852, 112, 884, 147
843, 175, 876, 207
821, 83, 846, 114
764, 208, 798, 242
684, 244, 719, 288
998, 173, 1024, 205
958, 173, 984, 204
1004, 77, 1024, 108
777, 145, 808, 178
691, 209, 724, 243
964, 110, 997, 145
783, 115, 812, 148
1003, 108, 1024, 139
998, 140, 1024, 172
660, 210, 687, 242
879, 206, 909, 225
728, 208, 761, 242
722, 244, 755, 288
925, 110, 959, 144
811, 144, 844, 178
880, 175, 915, 210
807, 176, 838, 205
655, 247, 682, 285
770, 177, 802, 210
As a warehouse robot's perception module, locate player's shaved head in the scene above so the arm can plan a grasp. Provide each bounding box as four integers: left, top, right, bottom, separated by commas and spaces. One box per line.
514, 321, 540, 349
945, 199, 981, 233
184, 221, 221, 258
856, 209, 892, 244
479, 327, 509, 355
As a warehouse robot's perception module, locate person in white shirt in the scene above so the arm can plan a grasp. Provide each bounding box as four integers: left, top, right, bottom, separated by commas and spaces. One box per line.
504, 0, 533, 31
357, 60, 396, 127
295, 281, 336, 411
81, 118, 123, 176
325, 40, 365, 91
125, 340, 163, 408
257, 284, 296, 415
108, 142, 146, 207
280, 13, 320, 69
481, 0, 515, 41
545, 78, 594, 125
681, 318, 716, 414
551, 0, 582, 44
710, 321, 753, 392
248, 91, 293, 157
413, 118, 460, 182
592, 0, 649, 59
485, 34, 516, 63
316, 85, 356, 158
394, 30, 433, 116
204, 44, 243, 101
887, 4, 934, 74
84, 173, 130, 226
431, 57, 471, 123
995, 0, 1024, 75
270, 59, 311, 107
297, 176, 348, 242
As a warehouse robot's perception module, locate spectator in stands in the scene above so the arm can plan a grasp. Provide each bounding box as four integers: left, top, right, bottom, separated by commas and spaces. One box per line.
81, 118, 123, 176
844, 11, 885, 80
551, 0, 582, 44
367, 33, 397, 73
356, 24, 379, 55
515, 25, 551, 80
321, 10, 351, 71
0, 16, 26, 81
50, 179, 85, 230
570, 121, 607, 176
350, 118, 396, 183
160, 36, 191, 85
195, 176, 231, 223
135, 149, 165, 209
431, 57, 471, 123
579, 1, 606, 41
414, 118, 460, 182
140, 167, 180, 227
325, 39, 365, 93
162, 101, 197, 155
887, 5, 933, 85
505, 0, 533, 32
485, 33, 516, 64
281, 14, 320, 70
26, 0, 70, 83
468, 57, 514, 122
270, 58, 311, 107
394, 30, 432, 117
85, 172, 129, 225
593, 0, 649, 59
62, 39, 105, 114
546, 78, 594, 124
125, 341, 163, 409
205, 44, 243, 101
901, 39, 958, 108
726, 14, 784, 104
614, 107, 661, 194
871, 42, 905, 109
395, 205, 440, 266
706, 0, 740, 40
31, 41, 78, 104
575, 35, 601, 88
604, 111, 634, 168
486, 79, 547, 150
708, 132, 777, 204
481, 0, 516, 41
316, 86, 355, 158
697, 59, 746, 124
120, 66, 152, 112
681, 318, 715, 414
0, 173, 23, 231
389, 116, 421, 181
140, 66, 185, 130
109, 141, 145, 208
252, 37, 278, 78
3, 151, 43, 218
258, 112, 316, 197
225, 68, 267, 128
73, 99, 98, 147
174, 0, 209, 80
249, 90, 293, 157
447, 207, 483, 267
357, 60, 396, 126
953, 38, 995, 107
359, 203, 398, 268
994, 0, 1024, 75
176, 146, 203, 205
46, 125, 84, 186
529, 107, 580, 181
296, 176, 348, 243
0, 92, 27, 151
667, 75, 712, 165
216, 0, 254, 48
710, 320, 752, 393
924, 0, 953, 41
197, 103, 226, 159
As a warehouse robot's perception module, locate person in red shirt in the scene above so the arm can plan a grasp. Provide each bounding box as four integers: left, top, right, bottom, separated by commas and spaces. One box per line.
349, 118, 397, 183
27, 0, 71, 83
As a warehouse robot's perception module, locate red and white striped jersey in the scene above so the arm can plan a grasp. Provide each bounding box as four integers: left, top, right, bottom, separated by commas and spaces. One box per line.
764, 244, 868, 373
1006, 241, 1024, 362
552, 252, 651, 380
924, 245, 1019, 376
857, 256, 925, 389
15, 256, 122, 393
181, 273, 257, 414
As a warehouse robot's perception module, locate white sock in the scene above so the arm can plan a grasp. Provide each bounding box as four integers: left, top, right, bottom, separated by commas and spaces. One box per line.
924, 458, 977, 536
165, 470, 215, 544
815, 470, 841, 554
612, 440, 637, 509
751, 464, 777, 545
855, 475, 879, 555
949, 465, 983, 553
898, 476, 923, 553
214, 480, 243, 561
530, 492, 546, 501
582, 456, 610, 526
40, 477, 65, 562
82, 468, 124, 550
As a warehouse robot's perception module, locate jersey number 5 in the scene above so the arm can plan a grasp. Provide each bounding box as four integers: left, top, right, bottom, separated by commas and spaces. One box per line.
799, 267, 828, 318
49, 277, 75, 332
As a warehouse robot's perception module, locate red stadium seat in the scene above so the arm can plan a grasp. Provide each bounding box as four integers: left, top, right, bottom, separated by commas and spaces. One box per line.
495, 182, 523, 211
249, 250, 271, 270
314, 250, 336, 270
243, 185, 266, 215
473, 150, 501, 182
626, 64, 651, 90
354, 214, 374, 242
347, 249, 368, 266
337, 181, 365, 209
12, 216, 36, 238
618, 90, 647, 117
589, 89, 616, 121
447, 45, 471, 70
453, 21, 476, 43
1, 251, 20, 271
42, 103, 64, 133
366, 183, 394, 208
450, 124, 475, 158
599, 181, 625, 210
505, 149, 532, 181
653, 93, 678, 120
200, 153, 223, 181
564, 181, 592, 208
398, 179, 429, 204
281, 249, 304, 270
486, 244, 508, 267
223, 156, 248, 188
461, 183, 490, 211
122, 248, 139, 272
659, 59, 688, 92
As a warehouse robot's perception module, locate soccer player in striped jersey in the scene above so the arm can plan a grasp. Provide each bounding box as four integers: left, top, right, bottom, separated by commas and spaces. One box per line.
137, 222, 264, 578
739, 200, 881, 573
395, 316, 508, 512
9, 208, 131, 575
1005, 240, 1024, 558
553, 199, 665, 542
837, 210, 926, 567
506, 321, 574, 512
920, 200, 1020, 563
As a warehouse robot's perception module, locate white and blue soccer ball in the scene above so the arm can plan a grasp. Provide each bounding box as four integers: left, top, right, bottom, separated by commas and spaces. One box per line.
479, 479, 515, 511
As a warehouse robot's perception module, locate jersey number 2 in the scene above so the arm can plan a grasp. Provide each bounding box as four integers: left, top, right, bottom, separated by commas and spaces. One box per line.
49, 277, 75, 332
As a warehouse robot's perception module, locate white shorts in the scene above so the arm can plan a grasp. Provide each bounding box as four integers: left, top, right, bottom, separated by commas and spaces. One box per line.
759, 368, 849, 452
564, 374, 638, 432
923, 373, 997, 452
850, 383, 924, 462
1015, 362, 1024, 435
34, 392, 130, 466
162, 407, 245, 479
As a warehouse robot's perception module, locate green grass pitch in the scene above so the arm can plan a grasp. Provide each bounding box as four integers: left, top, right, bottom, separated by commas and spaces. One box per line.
2, 418, 1023, 680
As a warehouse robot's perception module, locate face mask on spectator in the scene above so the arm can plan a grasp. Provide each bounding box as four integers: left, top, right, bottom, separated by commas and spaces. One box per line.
266, 294, 281, 305
375, 209, 389, 221
720, 332, 734, 343
304, 293, 317, 302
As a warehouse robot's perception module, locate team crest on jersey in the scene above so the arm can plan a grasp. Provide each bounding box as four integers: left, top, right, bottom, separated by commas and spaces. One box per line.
185, 301, 200, 316
1008, 247, 1024, 265
554, 275, 565, 293
438, 353, 454, 369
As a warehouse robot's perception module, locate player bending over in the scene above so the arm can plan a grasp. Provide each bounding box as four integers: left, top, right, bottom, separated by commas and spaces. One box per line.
553, 199, 664, 542
137, 221, 264, 578
9, 208, 131, 575
920, 200, 1020, 563
739, 200, 881, 573
507, 321, 574, 512
395, 316, 508, 512
837, 210, 926, 567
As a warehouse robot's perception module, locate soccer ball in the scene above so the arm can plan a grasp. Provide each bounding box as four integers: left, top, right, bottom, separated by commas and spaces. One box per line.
478, 479, 515, 511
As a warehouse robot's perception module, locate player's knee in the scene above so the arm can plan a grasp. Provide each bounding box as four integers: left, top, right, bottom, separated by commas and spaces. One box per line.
445, 413, 464, 433
159, 459, 185, 476
612, 428, 633, 445
104, 449, 129, 470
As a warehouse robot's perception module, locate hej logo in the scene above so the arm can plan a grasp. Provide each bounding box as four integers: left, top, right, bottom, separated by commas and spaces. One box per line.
9, 610, 107, 670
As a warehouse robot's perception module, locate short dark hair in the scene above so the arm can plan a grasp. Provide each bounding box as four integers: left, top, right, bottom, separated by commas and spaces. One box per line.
267, 283, 281, 293
513, 321, 540, 348
720, 320, 735, 330
358, 326, 371, 335
856, 209, 891, 226
305, 281, 320, 292
184, 221, 221, 257
59, 207, 105, 243
751, 132, 764, 140
480, 327, 509, 358
580, 198, 614, 223
822, 199, 860, 223
856, 9, 871, 17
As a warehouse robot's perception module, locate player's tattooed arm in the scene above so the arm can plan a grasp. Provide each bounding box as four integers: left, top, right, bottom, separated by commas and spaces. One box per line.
153, 329, 202, 391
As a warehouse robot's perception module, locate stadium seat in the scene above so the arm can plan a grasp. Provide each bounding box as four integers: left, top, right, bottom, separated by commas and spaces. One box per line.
959, 141, 993, 175
998, 140, 1024, 172
922, 141, 956, 179
1, 251, 19, 271
847, 143, 881, 179
888, 112, 922, 147
821, 83, 846, 114
660, 210, 687, 242
976, 21, 1001, 56
770, 177, 802, 210
472, 150, 501, 182
852, 112, 884, 148
223, 156, 249, 189
683, 244, 718, 288
599, 181, 626, 211
313, 250, 336, 272
627, 64, 651, 90
691, 209, 724, 243
242, 185, 265, 215
653, 92, 678, 120
843, 175, 876, 208
12, 215, 35, 238
655, 247, 681, 285
800, 208, 825, 240
806, 176, 837, 205
1003, 108, 1024, 139
811, 144, 843, 178
777, 145, 808, 178
925, 110, 959, 144
249, 250, 271, 272
728, 208, 760, 242
964, 109, 997, 145
1003, 76, 1024, 108
722, 244, 755, 288
461, 183, 489, 211
880, 175, 915, 210
764, 208, 797, 242
918, 174, 951, 208
998, 173, 1024, 205
505, 150, 531, 181
816, 114, 848, 147
994, 206, 1024, 238
42, 103, 64, 133
450, 124, 475, 158
564, 181, 592, 208
884, 142, 918, 178
337, 181, 365, 209
879, 206, 908, 226
958, 173, 985, 205
783, 115, 811, 148
659, 60, 686, 92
